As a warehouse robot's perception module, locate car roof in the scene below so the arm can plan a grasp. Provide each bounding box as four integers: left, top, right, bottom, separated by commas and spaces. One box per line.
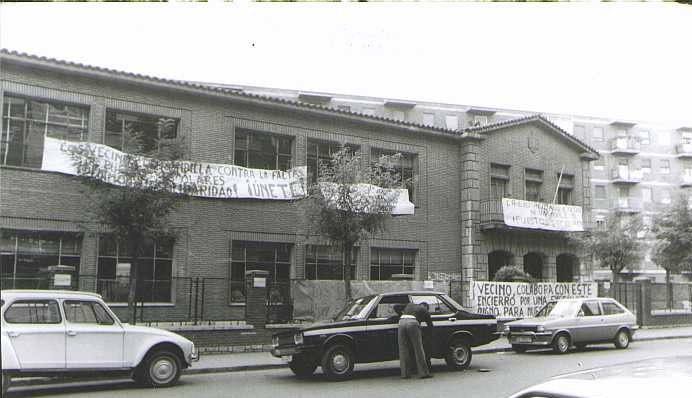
379, 291, 446, 297
1, 290, 103, 300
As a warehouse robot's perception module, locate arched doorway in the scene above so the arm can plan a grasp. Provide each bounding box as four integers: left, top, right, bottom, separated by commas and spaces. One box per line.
556, 253, 579, 282
523, 252, 543, 281
488, 250, 514, 280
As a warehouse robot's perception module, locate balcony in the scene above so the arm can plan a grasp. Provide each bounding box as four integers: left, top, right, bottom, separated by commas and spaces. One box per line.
676, 143, 692, 158
612, 197, 643, 213
681, 174, 692, 188
610, 137, 640, 155
480, 198, 584, 232
611, 168, 642, 184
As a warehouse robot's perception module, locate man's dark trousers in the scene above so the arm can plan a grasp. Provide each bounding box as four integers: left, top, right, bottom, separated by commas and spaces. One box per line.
398, 317, 430, 378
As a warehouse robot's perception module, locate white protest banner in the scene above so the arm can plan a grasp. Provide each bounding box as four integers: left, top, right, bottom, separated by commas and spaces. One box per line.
502, 198, 584, 232
470, 281, 597, 318
319, 182, 415, 215
42, 137, 307, 200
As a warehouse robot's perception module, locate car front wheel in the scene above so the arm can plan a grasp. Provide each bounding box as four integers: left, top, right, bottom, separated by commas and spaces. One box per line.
552, 333, 570, 354
289, 354, 317, 378
136, 350, 182, 388
321, 344, 355, 381
614, 329, 630, 349
445, 339, 472, 370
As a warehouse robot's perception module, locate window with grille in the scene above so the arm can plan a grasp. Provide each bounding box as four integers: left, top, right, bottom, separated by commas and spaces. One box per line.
370, 248, 416, 280
105, 110, 178, 154
490, 163, 510, 199
371, 148, 417, 202
234, 129, 293, 171
305, 245, 357, 280
525, 169, 543, 202
230, 241, 291, 304
306, 140, 358, 184
1, 95, 89, 167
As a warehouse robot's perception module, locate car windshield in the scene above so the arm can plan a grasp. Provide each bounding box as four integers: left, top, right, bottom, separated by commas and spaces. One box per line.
535, 300, 580, 318
333, 296, 376, 321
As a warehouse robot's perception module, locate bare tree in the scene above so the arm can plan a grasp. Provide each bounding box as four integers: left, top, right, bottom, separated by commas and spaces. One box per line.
69, 120, 196, 323
299, 147, 411, 300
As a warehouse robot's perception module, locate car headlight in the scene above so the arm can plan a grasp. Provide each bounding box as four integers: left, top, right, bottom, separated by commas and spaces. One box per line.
503, 325, 510, 333
536, 325, 545, 332
294, 332, 304, 345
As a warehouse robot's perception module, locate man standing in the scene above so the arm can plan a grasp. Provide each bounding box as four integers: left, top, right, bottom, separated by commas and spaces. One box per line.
398, 301, 433, 379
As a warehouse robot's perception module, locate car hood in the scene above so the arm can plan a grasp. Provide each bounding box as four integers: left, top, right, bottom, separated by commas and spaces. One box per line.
122, 324, 191, 342
507, 316, 558, 327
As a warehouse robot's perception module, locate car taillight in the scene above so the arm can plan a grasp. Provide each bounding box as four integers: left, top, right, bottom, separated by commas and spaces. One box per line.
272, 336, 279, 347
294, 332, 304, 345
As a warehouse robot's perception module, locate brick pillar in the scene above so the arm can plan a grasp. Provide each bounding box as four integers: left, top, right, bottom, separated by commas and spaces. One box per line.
460, 138, 481, 307
245, 270, 269, 327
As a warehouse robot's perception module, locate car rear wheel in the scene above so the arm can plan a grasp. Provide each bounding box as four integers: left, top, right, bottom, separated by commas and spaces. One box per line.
552, 333, 570, 354
321, 344, 355, 381
614, 329, 630, 349
511, 344, 528, 353
136, 350, 182, 388
445, 339, 472, 370
289, 355, 318, 378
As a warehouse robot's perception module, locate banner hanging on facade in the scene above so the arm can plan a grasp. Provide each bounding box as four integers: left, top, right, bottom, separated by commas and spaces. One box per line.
319, 182, 414, 215
502, 198, 584, 232
470, 281, 597, 318
42, 137, 307, 200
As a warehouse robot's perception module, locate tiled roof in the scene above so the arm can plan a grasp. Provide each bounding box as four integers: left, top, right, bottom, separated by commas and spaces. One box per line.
0, 49, 464, 138
464, 114, 600, 157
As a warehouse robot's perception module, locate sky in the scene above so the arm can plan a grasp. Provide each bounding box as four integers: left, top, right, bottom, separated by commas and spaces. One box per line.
1, 2, 691, 126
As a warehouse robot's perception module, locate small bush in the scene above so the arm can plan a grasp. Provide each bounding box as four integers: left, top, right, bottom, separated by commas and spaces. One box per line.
493, 266, 534, 283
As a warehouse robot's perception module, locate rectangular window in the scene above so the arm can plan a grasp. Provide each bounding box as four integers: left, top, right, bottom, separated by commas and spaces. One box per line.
556, 174, 574, 205
234, 129, 293, 171
422, 112, 435, 127
1, 95, 89, 168
105, 110, 178, 153
371, 148, 417, 202
391, 109, 405, 121
592, 159, 605, 171
639, 131, 650, 145
642, 187, 653, 203
337, 105, 351, 112
305, 245, 357, 280
4, 300, 62, 324
525, 169, 543, 202
306, 140, 358, 184
594, 185, 606, 199
96, 235, 173, 303
682, 132, 692, 145
592, 127, 604, 142
64, 300, 114, 325
490, 163, 510, 199
230, 241, 291, 304
0, 230, 82, 290
370, 248, 416, 280
641, 158, 652, 174
445, 115, 459, 130
473, 115, 488, 126
660, 159, 671, 174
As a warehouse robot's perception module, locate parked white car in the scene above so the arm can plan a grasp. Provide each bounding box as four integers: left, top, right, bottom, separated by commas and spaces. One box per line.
1, 290, 198, 394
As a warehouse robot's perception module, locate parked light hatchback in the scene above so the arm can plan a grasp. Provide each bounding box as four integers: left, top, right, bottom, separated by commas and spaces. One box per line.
503, 297, 637, 354
1, 290, 199, 395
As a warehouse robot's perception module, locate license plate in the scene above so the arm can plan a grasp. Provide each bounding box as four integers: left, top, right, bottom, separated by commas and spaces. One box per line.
515, 336, 532, 343
281, 355, 293, 362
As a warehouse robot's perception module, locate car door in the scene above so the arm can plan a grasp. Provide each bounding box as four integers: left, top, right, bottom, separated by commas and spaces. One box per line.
365, 295, 409, 361
3, 299, 66, 369
410, 294, 456, 357
574, 300, 605, 343
600, 300, 627, 339
63, 299, 125, 369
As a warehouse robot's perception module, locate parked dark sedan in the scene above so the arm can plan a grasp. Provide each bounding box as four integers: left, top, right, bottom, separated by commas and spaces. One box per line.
271, 291, 499, 380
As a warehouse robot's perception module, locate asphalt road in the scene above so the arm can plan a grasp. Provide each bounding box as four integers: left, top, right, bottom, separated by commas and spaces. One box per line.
8, 338, 692, 398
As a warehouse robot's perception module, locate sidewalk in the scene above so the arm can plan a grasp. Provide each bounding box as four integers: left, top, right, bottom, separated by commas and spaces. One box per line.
186, 325, 692, 375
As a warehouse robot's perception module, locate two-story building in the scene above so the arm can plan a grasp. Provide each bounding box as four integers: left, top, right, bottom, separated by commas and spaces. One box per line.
0, 50, 597, 321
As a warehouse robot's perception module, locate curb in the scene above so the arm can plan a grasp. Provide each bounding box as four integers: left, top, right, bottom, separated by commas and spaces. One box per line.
8, 334, 692, 388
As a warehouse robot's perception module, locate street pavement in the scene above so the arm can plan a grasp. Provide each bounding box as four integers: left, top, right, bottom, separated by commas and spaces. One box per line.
188, 324, 692, 375
8, 337, 692, 398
